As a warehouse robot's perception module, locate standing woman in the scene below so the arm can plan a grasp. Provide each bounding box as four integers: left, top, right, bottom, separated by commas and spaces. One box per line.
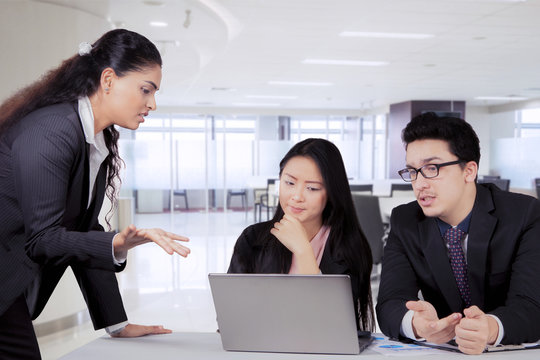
0, 29, 190, 359
228, 138, 375, 331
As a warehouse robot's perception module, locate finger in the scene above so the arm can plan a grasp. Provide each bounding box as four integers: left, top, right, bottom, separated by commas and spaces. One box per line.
463, 305, 483, 319
429, 313, 461, 332
170, 242, 191, 257
406, 300, 427, 313
163, 231, 190, 242
145, 325, 172, 335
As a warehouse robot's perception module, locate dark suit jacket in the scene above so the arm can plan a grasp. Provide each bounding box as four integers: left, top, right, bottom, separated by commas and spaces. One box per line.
0, 102, 127, 328
376, 183, 540, 344
228, 221, 363, 329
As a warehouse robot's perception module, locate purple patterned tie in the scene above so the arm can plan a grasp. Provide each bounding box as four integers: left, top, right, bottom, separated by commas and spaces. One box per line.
445, 227, 471, 307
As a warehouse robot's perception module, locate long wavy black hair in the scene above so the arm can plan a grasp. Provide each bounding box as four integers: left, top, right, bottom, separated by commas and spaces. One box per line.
260, 138, 375, 331
0, 29, 162, 227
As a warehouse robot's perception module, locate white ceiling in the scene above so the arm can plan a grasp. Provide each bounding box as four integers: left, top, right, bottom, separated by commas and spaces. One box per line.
2, 0, 540, 114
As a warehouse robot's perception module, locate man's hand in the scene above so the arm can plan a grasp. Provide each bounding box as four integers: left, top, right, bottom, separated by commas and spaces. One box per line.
406, 300, 462, 344
110, 323, 172, 338
454, 306, 499, 355
113, 225, 190, 259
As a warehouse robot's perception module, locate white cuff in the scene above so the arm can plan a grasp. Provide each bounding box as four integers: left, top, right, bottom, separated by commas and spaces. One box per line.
400, 309, 425, 341
112, 233, 127, 265
106, 321, 129, 335
487, 314, 504, 346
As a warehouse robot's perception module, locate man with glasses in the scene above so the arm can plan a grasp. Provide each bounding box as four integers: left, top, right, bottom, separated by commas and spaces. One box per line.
376, 112, 540, 354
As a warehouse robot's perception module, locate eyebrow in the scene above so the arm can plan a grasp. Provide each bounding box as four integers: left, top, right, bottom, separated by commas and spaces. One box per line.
283, 173, 324, 185
406, 156, 442, 168
145, 80, 159, 90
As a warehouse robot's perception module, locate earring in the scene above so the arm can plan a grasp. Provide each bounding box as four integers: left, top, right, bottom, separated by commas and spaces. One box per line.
105, 88, 109, 92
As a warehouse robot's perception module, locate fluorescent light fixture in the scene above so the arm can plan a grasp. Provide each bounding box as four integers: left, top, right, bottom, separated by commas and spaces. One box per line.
232, 102, 281, 107
150, 21, 168, 27
268, 81, 333, 86
302, 58, 388, 66
475, 96, 528, 101
245, 95, 298, 100
340, 31, 434, 39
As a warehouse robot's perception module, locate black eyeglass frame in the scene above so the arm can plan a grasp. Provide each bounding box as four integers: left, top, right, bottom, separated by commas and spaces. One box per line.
398, 160, 466, 182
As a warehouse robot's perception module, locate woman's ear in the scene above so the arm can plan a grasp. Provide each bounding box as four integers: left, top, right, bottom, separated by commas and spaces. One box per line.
100, 67, 116, 93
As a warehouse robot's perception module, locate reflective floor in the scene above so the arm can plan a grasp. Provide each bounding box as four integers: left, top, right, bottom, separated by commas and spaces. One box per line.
37, 210, 380, 359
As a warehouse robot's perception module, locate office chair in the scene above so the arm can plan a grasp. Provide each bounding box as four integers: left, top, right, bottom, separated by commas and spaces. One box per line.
478, 178, 510, 191
226, 189, 247, 210
351, 194, 386, 282
390, 183, 413, 196
259, 179, 279, 222
349, 184, 373, 195
173, 189, 189, 210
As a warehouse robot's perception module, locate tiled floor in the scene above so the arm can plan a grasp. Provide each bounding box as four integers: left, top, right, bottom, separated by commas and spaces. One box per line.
37, 210, 380, 359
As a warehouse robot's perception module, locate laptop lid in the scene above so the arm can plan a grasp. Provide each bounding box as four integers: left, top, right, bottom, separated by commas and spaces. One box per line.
208, 273, 372, 355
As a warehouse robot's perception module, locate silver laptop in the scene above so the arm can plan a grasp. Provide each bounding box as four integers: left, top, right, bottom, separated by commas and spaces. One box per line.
208, 273, 373, 354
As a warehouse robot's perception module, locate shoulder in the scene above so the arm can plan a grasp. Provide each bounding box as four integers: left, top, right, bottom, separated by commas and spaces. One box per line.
237, 221, 273, 244
390, 200, 425, 226
476, 183, 540, 221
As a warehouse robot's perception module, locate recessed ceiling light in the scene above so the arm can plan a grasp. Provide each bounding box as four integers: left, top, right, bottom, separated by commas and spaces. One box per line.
232, 102, 281, 107
211, 87, 236, 92
245, 95, 298, 100
268, 81, 333, 87
339, 31, 434, 39
150, 21, 168, 27
143, 1, 165, 6
475, 96, 528, 101
303, 58, 388, 66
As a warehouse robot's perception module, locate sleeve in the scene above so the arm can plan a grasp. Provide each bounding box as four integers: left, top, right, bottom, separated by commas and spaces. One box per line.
489, 199, 540, 344
227, 225, 257, 273
376, 210, 422, 340
72, 265, 128, 330
12, 115, 116, 271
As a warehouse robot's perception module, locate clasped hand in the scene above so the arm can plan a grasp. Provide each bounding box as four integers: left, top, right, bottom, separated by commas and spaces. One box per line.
407, 300, 499, 355
113, 224, 190, 260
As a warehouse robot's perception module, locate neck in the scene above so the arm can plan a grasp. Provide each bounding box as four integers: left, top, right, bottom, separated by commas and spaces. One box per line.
304, 220, 323, 242
88, 93, 109, 134
441, 184, 477, 226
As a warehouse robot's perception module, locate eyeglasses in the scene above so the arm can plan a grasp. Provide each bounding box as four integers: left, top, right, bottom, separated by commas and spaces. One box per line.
398, 160, 465, 182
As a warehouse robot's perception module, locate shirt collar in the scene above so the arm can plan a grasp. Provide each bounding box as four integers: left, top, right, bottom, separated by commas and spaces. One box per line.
78, 96, 96, 144
436, 212, 472, 237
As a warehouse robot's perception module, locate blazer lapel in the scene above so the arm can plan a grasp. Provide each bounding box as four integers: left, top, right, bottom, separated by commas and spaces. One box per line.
420, 217, 464, 313
467, 185, 497, 309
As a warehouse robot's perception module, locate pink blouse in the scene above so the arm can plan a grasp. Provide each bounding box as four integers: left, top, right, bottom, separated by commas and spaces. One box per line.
288, 225, 330, 274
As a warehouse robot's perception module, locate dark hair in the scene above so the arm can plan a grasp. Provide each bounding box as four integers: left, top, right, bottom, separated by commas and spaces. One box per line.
402, 112, 481, 166
0, 29, 162, 227
263, 138, 374, 331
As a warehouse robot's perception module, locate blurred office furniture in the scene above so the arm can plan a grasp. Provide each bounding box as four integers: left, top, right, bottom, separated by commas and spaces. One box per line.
478, 178, 510, 191
173, 189, 189, 210
536, 178, 540, 199
352, 194, 385, 281
349, 184, 373, 195
227, 189, 247, 210
390, 183, 413, 196
258, 179, 278, 222
481, 175, 501, 181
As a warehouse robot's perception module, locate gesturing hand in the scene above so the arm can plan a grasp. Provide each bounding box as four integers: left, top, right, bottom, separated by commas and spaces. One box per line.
406, 300, 462, 344
113, 224, 190, 259
110, 323, 172, 338
454, 306, 499, 355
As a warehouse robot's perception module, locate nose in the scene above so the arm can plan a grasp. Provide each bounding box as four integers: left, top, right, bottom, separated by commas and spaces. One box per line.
412, 172, 429, 191
292, 189, 304, 201
147, 94, 157, 111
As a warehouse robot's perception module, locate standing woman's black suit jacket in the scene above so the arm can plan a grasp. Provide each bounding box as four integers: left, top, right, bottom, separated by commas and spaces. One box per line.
376, 183, 540, 345
228, 221, 362, 329
0, 102, 127, 328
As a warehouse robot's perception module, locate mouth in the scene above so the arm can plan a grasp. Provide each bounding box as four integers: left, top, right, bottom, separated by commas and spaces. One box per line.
288, 205, 305, 214
138, 112, 148, 122
417, 193, 435, 207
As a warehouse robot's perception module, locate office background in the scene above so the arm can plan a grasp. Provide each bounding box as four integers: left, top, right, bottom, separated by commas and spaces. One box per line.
2, 0, 540, 358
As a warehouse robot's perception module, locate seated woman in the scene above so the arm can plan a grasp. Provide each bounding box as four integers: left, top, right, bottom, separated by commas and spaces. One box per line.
228, 138, 374, 331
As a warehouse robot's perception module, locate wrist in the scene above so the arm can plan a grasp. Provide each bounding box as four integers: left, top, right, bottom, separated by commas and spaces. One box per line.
486, 316, 499, 345
112, 233, 128, 259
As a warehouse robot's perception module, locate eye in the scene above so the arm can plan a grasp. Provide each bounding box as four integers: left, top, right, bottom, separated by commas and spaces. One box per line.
307, 186, 320, 191
141, 87, 152, 95
285, 180, 294, 186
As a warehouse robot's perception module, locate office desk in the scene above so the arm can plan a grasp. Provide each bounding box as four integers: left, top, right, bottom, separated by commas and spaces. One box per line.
60, 332, 540, 359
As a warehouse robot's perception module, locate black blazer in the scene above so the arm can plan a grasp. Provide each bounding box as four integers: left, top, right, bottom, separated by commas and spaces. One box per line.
376, 183, 540, 344
0, 102, 127, 328
228, 221, 362, 329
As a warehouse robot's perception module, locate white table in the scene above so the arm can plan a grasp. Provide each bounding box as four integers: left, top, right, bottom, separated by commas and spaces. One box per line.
60, 332, 540, 359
